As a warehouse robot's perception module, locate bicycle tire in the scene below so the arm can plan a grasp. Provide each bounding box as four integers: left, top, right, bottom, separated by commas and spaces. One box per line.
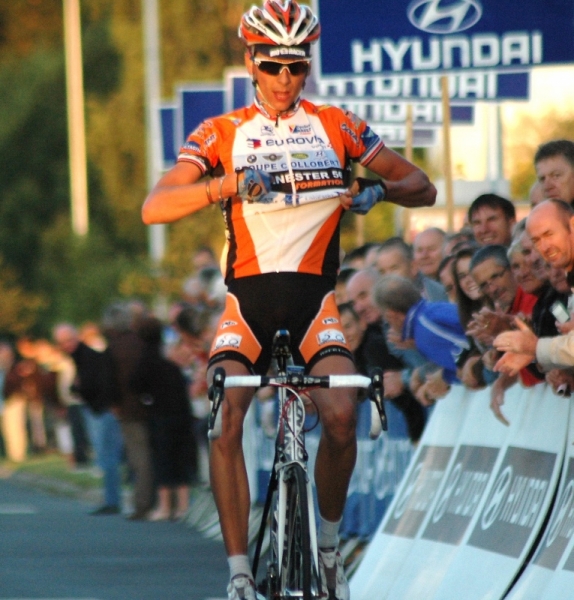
271, 462, 316, 600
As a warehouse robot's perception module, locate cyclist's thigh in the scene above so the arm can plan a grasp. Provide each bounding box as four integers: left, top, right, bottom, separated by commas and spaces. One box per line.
308, 353, 358, 419
208, 291, 265, 374
295, 289, 353, 371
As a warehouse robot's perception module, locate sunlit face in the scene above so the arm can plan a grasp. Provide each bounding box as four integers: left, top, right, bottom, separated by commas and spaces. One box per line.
413, 230, 444, 278
438, 259, 456, 303
471, 257, 517, 312
346, 272, 381, 326
376, 248, 413, 278
469, 205, 515, 247
53, 326, 79, 355
519, 230, 548, 282
340, 311, 365, 352
529, 181, 545, 207
246, 52, 309, 115
526, 203, 574, 269
509, 248, 545, 295
536, 155, 574, 203
455, 256, 481, 300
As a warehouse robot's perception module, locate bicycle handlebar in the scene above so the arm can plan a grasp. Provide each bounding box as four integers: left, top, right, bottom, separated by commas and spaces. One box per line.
223, 373, 372, 389
209, 367, 387, 439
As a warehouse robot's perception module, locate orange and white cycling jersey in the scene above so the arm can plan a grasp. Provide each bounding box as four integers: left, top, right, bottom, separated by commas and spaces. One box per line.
178, 97, 384, 282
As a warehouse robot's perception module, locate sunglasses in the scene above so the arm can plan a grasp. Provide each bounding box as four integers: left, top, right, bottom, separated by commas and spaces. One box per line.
253, 59, 310, 76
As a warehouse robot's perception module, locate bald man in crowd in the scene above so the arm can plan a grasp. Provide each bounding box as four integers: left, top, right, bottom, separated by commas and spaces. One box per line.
412, 227, 446, 281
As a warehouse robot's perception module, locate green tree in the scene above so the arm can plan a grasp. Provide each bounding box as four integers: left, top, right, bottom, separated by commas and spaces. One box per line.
0, 257, 45, 338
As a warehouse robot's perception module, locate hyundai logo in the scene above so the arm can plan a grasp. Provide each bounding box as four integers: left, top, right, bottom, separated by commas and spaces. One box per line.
407, 0, 483, 34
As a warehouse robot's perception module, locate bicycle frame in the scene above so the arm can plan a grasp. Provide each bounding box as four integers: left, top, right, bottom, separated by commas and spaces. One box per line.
208, 329, 387, 599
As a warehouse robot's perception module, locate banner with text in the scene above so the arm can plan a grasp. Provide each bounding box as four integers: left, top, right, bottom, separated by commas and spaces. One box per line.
350, 383, 570, 600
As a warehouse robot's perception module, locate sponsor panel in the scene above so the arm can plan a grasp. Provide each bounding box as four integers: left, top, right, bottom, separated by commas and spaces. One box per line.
506, 402, 574, 599
352, 384, 568, 600
423, 445, 499, 545
383, 445, 453, 538
534, 458, 574, 570
468, 447, 556, 558
350, 386, 469, 600
315, 0, 574, 79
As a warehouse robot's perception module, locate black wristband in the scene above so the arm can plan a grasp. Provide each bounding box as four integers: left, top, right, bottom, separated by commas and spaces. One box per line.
377, 179, 387, 201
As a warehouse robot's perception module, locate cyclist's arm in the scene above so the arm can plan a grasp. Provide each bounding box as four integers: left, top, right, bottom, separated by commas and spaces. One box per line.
364, 146, 436, 208
142, 161, 238, 225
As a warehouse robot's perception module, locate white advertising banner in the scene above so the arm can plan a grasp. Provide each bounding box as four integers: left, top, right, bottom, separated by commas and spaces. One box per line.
350, 383, 569, 600
506, 399, 574, 600
350, 384, 470, 599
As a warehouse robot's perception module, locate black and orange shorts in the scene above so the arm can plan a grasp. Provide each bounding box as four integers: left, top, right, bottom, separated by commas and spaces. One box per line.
208, 273, 353, 375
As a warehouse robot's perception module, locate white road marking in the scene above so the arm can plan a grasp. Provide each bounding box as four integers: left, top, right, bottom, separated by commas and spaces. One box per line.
0, 504, 38, 515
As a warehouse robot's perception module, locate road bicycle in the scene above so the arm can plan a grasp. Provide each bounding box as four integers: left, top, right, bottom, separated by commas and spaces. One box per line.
208, 330, 386, 600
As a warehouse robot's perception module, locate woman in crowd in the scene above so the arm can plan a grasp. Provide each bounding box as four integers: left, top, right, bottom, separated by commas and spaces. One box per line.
131, 316, 194, 521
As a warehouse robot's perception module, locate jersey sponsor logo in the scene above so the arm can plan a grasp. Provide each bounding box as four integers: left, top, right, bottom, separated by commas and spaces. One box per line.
289, 124, 312, 135
204, 133, 217, 148
182, 141, 201, 153
291, 153, 309, 159
264, 135, 327, 148
214, 333, 242, 350
407, 0, 482, 34
340, 123, 359, 144
322, 317, 339, 325
263, 154, 282, 161
247, 139, 262, 149
220, 320, 238, 329
247, 155, 257, 163
317, 329, 345, 345
192, 123, 209, 137
344, 110, 364, 129
273, 168, 345, 186
261, 125, 275, 136
269, 46, 307, 58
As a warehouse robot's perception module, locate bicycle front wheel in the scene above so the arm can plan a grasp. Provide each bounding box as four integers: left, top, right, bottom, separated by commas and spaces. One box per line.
273, 463, 316, 599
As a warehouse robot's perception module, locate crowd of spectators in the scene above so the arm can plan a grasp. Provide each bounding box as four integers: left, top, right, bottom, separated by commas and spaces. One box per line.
2, 139, 574, 531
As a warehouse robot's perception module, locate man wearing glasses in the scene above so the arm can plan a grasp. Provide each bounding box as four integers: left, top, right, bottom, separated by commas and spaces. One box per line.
142, 2, 436, 598
467, 245, 541, 423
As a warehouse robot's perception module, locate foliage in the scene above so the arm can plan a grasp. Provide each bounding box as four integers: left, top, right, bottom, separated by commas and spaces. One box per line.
33, 217, 138, 332
0, 257, 46, 338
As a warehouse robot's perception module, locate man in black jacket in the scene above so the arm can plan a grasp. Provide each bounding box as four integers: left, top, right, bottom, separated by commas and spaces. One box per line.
53, 323, 123, 515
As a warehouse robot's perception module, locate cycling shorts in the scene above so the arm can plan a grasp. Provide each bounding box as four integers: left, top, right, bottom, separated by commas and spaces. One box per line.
208, 273, 353, 375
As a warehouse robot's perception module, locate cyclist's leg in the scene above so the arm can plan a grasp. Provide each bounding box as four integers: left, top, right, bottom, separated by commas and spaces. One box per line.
308, 353, 358, 524
207, 359, 255, 559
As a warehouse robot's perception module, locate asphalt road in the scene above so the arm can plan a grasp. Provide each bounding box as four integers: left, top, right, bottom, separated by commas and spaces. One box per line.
0, 477, 230, 600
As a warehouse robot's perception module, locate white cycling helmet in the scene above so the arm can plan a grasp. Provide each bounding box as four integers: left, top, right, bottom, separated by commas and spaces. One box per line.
239, 0, 320, 48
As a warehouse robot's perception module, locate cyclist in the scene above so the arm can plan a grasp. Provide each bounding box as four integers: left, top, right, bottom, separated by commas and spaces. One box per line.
142, 2, 436, 598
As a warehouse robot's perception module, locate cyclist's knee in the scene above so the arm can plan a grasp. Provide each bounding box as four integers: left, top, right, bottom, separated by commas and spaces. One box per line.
320, 395, 357, 443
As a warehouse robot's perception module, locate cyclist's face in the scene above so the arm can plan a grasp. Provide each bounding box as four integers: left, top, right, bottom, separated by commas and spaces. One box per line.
246, 52, 309, 114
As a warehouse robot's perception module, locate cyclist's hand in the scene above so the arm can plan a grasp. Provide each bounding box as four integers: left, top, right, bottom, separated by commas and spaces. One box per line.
344, 177, 387, 215
237, 168, 273, 203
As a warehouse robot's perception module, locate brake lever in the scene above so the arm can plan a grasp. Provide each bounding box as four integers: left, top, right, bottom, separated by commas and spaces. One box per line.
208, 367, 226, 438
369, 368, 388, 432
